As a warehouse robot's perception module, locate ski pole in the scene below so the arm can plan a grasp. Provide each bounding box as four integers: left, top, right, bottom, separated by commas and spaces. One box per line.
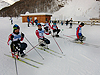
12, 40, 19, 75
63, 34, 75, 39
51, 33, 63, 54
14, 54, 18, 75
25, 36, 44, 60
26, 42, 40, 54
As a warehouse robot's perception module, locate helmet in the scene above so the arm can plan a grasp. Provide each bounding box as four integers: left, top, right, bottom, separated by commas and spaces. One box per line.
80, 23, 84, 26
13, 24, 20, 30
37, 23, 41, 26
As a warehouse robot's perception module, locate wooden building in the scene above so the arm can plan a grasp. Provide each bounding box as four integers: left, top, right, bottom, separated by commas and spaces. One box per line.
90, 18, 100, 23
20, 13, 52, 23
96, 0, 100, 1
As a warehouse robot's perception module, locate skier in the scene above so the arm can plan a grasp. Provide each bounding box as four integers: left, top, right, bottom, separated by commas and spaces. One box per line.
7, 24, 27, 59
34, 19, 38, 25
35, 23, 51, 48
30, 17, 34, 25
75, 22, 86, 42
10, 16, 13, 25
65, 20, 69, 26
51, 21, 60, 37
27, 16, 30, 27
44, 21, 51, 33
61, 21, 63, 25
69, 18, 73, 28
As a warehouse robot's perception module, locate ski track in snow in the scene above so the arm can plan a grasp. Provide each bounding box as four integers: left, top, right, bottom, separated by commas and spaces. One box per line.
0, 17, 100, 75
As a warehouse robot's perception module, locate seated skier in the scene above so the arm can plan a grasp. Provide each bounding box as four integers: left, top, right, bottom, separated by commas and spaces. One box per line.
30, 17, 34, 25
35, 23, 51, 48
51, 21, 60, 37
7, 24, 27, 59
44, 21, 51, 33
76, 22, 86, 42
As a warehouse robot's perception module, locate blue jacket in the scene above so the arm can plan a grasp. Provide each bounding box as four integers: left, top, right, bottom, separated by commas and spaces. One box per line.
76, 25, 82, 39
35, 19, 38, 23
27, 17, 30, 22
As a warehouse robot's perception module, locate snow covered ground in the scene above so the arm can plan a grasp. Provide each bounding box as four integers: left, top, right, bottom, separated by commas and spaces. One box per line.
1, 17, 100, 75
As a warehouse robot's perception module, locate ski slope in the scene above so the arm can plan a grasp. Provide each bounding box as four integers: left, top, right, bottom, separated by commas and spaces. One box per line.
0, 17, 100, 75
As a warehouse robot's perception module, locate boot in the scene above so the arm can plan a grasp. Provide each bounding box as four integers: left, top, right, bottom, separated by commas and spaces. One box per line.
39, 43, 45, 46
20, 52, 26, 57
55, 34, 59, 37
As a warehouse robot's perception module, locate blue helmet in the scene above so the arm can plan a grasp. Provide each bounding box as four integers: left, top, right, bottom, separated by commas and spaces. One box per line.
13, 24, 20, 30
37, 23, 41, 26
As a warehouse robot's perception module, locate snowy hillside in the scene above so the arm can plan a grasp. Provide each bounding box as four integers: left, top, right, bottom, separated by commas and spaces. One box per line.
0, 0, 19, 10
2, 0, 19, 4
0, 0, 10, 10
0, 17, 100, 75
52, 0, 100, 21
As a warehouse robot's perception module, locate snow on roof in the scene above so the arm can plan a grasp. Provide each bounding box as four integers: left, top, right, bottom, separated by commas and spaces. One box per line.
20, 13, 52, 16
90, 18, 100, 20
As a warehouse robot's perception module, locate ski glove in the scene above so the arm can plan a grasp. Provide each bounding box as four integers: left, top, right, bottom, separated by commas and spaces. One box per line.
49, 31, 51, 34
21, 32, 24, 38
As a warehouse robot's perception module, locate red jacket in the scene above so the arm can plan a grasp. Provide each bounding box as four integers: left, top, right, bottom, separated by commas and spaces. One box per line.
76, 25, 82, 39
51, 25, 58, 30
36, 29, 49, 39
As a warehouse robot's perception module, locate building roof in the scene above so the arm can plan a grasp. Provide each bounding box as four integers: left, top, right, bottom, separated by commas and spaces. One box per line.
20, 12, 52, 16
90, 18, 100, 20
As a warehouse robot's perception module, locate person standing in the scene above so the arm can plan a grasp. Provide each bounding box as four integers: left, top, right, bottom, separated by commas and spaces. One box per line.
69, 18, 73, 28
27, 16, 30, 27
7, 24, 27, 59
65, 20, 69, 26
61, 21, 63, 25
10, 16, 13, 25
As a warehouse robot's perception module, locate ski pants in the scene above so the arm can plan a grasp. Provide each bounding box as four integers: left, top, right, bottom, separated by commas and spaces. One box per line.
70, 23, 72, 27
38, 38, 50, 45
53, 29, 60, 35
28, 21, 30, 27
10, 42, 27, 54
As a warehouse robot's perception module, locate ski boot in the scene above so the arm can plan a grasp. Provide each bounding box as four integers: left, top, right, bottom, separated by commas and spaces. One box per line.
11, 51, 19, 59
55, 34, 59, 37
20, 52, 26, 58
39, 43, 45, 46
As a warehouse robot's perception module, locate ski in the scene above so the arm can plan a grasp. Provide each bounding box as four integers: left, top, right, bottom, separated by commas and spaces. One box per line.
4, 54, 39, 68
81, 42, 100, 48
36, 47, 62, 58
24, 58, 43, 65
74, 41, 84, 44
73, 41, 100, 48
43, 47, 65, 56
